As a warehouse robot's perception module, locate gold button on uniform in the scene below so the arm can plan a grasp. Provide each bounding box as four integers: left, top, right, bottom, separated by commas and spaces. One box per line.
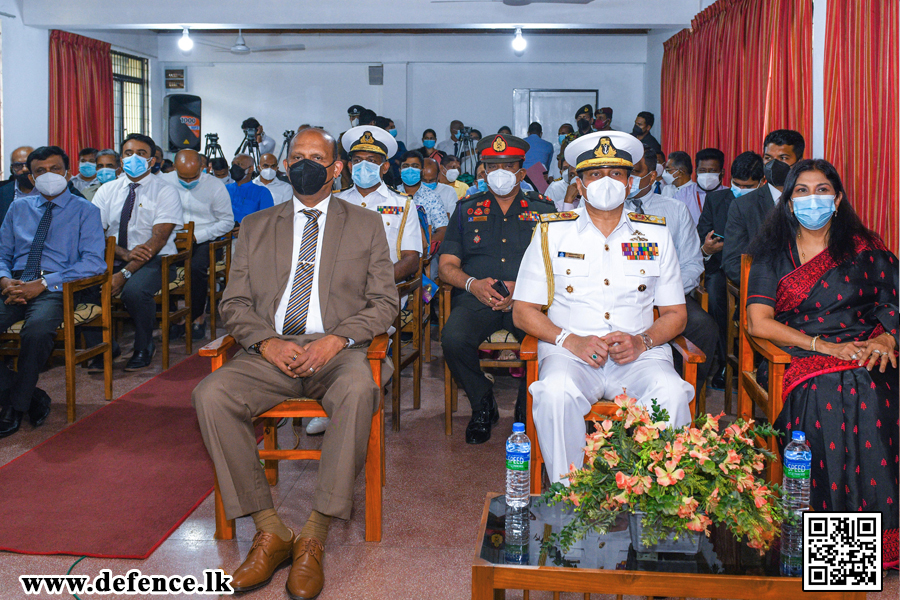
604, 244, 609, 251
501, 258, 506, 262
566, 269, 571, 275
566, 285, 574, 293
640, 269, 645, 275
502, 238, 507, 243
386, 221, 391, 226
604, 312, 610, 319
361, 202, 367, 207
638, 284, 647, 292
604, 279, 609, 286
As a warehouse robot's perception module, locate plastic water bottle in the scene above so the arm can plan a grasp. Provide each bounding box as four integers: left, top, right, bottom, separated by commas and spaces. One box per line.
506, 422, 531, 507
781, 430, 812, 577
504, 504, 530, 564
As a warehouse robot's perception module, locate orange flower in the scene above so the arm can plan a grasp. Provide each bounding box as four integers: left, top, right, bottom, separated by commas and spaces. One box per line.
685, 512, 712, 532
567, 492, 581, 507
602, 449, 620, 468
634, 425, 659, 443
630, 475, 652, 495
654, 463, 685, 486
677, 496, 699, 519
615, 471, 630, 490
689, 447, 711, 465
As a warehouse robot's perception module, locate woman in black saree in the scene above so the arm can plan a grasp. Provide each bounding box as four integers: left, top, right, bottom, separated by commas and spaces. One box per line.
746, 158, 898, 567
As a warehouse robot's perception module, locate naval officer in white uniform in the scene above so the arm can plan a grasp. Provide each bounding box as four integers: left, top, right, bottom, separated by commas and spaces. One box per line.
512, 131, 693, 484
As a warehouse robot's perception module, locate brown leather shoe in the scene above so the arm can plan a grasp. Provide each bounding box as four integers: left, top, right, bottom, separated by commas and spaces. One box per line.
285, 537, 325, 600
230, 530, 294, 592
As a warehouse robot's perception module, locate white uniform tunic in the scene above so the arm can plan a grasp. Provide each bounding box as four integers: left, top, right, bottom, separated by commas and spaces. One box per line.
336, 182, 423, 263
513, 206, 693, 484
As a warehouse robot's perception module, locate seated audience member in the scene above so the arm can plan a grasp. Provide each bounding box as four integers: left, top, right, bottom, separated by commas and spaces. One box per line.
722, 129, 805, 282
210, 157, 233, 184
574, 105, 594, 137
198, 154, 208, 173
653, 149, 666, 193
746, 158, 898, 566
357, 109, 377, 127
227, 154, 274, 225
548, 125, 575, 180
631, 110, 662, 156
0, 146, 36, 223
544, 150, 575, 211
497, 126, 512, 135
151, 147, 164, 175
379, 116, 406, 186
399, 151, 448, 247
523, 122, 554, 171
675, 147, 727, 224
466, 162, 488, 196
595, 107, 613, 131
422, 157, 459, 218
253, 153, 293, 205
160, 149, 235, 341
697, 151, 764, 388
96, 149, 122, 184
416, 129, 442, 163
470, 129, 482, 142
661, 150, 694, 200
626, 147, 718, 393
438, 154, 467, 199
436, 120, 466, 157
192, 127, 398, 599
70, 148, 101, 198
161, 159, 175, 174
513, 131, 692, 484
4, 146, 34, 187
439, 133, 556, 444
0, 146, 106, 437
91, 133, 183, 371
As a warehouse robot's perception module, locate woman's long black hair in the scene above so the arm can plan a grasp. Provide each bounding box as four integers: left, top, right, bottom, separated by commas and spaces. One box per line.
748, 158, 881, 265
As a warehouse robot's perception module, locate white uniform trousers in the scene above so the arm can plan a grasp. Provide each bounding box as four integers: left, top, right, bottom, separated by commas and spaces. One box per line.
530, 345, 693, 485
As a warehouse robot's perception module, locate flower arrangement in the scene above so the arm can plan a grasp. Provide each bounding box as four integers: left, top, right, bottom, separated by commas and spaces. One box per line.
541, 391, 786, 555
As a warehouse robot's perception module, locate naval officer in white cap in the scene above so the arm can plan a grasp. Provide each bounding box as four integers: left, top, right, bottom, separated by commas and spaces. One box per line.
512, 130, 693, 484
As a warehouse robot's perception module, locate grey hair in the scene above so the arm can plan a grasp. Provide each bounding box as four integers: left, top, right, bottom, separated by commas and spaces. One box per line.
97, 149, 120, 167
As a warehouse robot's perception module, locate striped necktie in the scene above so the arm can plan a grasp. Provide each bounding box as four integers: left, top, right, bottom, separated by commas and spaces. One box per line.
631, 198, 644, 214
118, 182, 141, 249
21, 201, 55, 282
282, 209, 323, 336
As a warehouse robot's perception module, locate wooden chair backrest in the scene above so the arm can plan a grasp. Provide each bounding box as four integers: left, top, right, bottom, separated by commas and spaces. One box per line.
739, 254, 752, 331
175, 222, 195, 252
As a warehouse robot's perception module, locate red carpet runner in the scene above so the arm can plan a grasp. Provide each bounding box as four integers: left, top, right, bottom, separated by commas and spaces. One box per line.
0, 353, 219, 559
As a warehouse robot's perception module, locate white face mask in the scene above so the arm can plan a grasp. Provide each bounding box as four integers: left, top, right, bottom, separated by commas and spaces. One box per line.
697, 173, 721, 191
661, 170, 677, 186
34, 172, 68, 197
486, 168, 519, 196
260, 168, 277, 181
445, 168, 459, 183
584, 176, 627, 211
562, 170, 571, 184
655, 163, 665, 178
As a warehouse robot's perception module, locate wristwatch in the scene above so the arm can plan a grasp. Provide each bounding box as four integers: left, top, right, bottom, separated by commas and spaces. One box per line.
342, 337, 355, 349
119, 268, 132, 280
39, 277, 48, 289
639, 333, 654, 351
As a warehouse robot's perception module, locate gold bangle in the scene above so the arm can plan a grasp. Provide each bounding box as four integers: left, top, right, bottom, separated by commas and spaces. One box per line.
259, 338, 272, 357
810, 335, 819, 353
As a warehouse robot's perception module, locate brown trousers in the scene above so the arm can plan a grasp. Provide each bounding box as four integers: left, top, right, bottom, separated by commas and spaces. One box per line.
192, 335, 385, 521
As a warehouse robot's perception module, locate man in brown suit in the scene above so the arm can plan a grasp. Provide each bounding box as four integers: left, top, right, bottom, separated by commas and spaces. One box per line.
192, 128, 398, 599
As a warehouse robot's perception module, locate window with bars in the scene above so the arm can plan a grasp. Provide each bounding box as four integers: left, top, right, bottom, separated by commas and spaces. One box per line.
112, 51, 149, 146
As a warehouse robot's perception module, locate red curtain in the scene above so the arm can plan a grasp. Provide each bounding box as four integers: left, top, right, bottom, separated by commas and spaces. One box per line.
48, 31, 114, 163
825, 0, 899, 252
661, 0, 813, 184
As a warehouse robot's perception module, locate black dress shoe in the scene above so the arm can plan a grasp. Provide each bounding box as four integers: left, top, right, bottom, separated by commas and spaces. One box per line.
465, 407, 494, 445
191, 321, 207, 341
169, 322, 186, 340
124, 342, 156, 372
0, 405, 23, 438
28, 389, 51, 427
710, 365, 727, 391
85, 343, 122, 373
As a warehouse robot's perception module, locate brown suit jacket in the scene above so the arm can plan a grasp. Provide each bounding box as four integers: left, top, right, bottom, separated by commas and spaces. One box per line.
221, 194, 399, 351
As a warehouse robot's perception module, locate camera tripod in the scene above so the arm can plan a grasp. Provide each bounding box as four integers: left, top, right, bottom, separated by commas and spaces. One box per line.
234, 129, 261, 167
203, 133, 225, 162
277, 130, 295, 163
456, 131, 478, 177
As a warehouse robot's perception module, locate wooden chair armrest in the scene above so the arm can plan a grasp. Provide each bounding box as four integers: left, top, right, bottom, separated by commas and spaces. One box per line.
747, 335, 793, 364
63, 271, 109, 293
209, 237, 232, 252
199, 335, 237, 357
726, 278, 739, 296
396, 276, 422, 296
671, 335, 705, 364
161, 249, 191, 268
367, 333, 389, 360
441, 281, 453, 303
520, 334, 539, 361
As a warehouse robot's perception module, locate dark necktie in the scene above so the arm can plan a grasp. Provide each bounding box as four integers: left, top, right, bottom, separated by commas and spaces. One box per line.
282, 209, 323, 336
453, 141, 459, 156
118, 182, 141, 249
631, 198, 644, 215
21, 202, 55, 282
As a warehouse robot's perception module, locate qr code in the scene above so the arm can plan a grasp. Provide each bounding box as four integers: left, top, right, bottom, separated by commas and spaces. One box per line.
804, 512, 882, 591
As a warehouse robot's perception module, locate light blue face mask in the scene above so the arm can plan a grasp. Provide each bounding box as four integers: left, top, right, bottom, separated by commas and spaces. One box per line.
96, 168, 117, 183
423, 139, 436, 149
792, 194, 836, 230
401, 167, 421, 186
79, 162, 97, 178
388, 129, 398, 138
352, 160, 382, 189
627, 174, 652, 199
476, 179, 488, 193
122, 154, 149, 178
179, 178, 200, 190
731, 184, 758, 198
422, 181, 438, 190
558, 134, 567, 145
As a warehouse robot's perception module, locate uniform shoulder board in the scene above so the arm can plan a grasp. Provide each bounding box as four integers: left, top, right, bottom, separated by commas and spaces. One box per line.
524, 190, 554, 205
540, 211, 579, 223
387, 185, 409, 197
627, 212, 666, 226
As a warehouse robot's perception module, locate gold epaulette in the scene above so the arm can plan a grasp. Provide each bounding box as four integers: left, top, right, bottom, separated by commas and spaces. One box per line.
628, 212, 666, 225
540, 211, 579, 223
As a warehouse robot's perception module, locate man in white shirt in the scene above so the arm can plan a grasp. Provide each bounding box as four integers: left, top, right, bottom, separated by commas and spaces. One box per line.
544, 156, 575, 212
91, 134, 183, 370
161, 149, 235, 341
253, 153, 293, 205
421, 157, 460, 218
512, 131, 692, 485
435, 120, 465, 157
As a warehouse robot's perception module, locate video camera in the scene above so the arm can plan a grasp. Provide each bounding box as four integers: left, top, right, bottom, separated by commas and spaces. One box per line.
459, 126, 474, 135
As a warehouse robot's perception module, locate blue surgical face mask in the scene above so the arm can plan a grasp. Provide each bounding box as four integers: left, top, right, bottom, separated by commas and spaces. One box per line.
352, 160, 382, 189
454, 130, 462, 140
423, 139, 436, 149
179, 178, 200, 190
388, 129, 398, 138
627, 173, 652, 199
122, 154, 149, 178
422, 181, 438, 190
558, 134, 567, 145
476, 178, 488, 193
96, 167, 117, 183
79, 162, 97, 178
401, 167, 422, 186
731, 184, 759, 198
792, 194, 836, 230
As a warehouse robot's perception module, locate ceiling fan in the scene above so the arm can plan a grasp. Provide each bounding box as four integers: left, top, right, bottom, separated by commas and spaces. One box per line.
193, 29, 306, 54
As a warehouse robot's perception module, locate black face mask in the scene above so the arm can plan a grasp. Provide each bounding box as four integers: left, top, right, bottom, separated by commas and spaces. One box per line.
631, 124, 644, 137
288, 159, 334, 196
764, 158, 791, 188
14, 172, 32, 189
229, 164, 246, 182
150, 164, 161, 174
577, 119, 592, 133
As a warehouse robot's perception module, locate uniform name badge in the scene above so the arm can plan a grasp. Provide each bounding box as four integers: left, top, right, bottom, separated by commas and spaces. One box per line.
557, 252, 584, 260
621, 242, 659, 260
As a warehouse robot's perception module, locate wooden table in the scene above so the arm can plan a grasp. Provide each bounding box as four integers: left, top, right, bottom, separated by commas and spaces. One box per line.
471, 493, 864, 600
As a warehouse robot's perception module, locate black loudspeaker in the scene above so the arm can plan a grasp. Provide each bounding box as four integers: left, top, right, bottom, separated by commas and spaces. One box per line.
164, 94, 202, 152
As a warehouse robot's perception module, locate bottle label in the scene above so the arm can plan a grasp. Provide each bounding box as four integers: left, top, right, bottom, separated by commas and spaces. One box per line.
506, 450, 530, 471
784, 452, 811, 479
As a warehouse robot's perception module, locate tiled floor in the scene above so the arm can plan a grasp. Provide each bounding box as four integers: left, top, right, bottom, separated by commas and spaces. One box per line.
0, 327, 896, 599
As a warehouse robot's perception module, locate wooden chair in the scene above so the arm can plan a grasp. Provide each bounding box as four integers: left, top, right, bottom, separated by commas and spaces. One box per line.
392, 257, 423, 431
416, 225, 434, 363
725, 277, 741, 414
199, 333, 388, 542
0, 237, 116, 423
690, 274, 710, 414
439, 282, 525, 436
736, 254, 791, 484
522, 322, 705, 494
206, 229, 234, 340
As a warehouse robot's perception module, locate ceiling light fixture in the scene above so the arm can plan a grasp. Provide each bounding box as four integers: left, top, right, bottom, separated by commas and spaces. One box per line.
511, 28, 527, 53
178, 27, 193, 52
